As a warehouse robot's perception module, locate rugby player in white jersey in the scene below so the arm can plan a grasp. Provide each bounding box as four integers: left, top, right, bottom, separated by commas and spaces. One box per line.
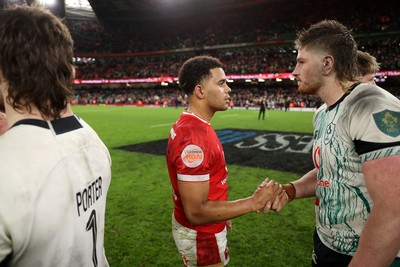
273, 20, 400, 267
356, 50, 380, 84
0, 5, 112, 267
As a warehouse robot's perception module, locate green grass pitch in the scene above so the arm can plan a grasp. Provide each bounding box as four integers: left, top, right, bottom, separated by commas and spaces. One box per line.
73, 105, 316, 267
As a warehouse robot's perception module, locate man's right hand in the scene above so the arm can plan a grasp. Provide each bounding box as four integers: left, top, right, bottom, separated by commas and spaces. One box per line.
252, 179, 283, 212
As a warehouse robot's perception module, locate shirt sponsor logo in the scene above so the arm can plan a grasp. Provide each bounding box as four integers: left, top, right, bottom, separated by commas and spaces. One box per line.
313, 146, 321, 169
373, 109, 400, 137
181, 144, 204, 168
316, 179, 330, 188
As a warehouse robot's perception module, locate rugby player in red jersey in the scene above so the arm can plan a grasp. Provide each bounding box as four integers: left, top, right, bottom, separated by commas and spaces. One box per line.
166, 55, 285, 267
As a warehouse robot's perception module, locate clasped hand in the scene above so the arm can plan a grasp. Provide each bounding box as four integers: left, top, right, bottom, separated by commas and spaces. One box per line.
252, 178, 288, 214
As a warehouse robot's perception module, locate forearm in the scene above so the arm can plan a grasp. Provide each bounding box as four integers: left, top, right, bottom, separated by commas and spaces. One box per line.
183, 180, 281, 225
187, 197, 258, 225
349, 206, 400, 267
290, 167, 317, 199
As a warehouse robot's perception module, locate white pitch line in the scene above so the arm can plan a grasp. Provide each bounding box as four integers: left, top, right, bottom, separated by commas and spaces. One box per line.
150, 123, 173, 128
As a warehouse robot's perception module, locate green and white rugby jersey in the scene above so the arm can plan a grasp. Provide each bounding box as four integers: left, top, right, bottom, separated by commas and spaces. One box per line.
312, 83, 400, 256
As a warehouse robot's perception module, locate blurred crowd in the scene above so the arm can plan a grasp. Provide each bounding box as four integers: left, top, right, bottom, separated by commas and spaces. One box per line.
66, 0, 400, 107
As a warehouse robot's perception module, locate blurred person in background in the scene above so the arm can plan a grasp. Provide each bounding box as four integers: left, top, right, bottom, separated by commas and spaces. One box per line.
356, 50, 380, 84
0, 5, 112, 267
258, 95, 267, 120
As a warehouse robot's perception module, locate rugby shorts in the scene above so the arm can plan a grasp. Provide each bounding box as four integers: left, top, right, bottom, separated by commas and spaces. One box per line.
172, 215, 229, 267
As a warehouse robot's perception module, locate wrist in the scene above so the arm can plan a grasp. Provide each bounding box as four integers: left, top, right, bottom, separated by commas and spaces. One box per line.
282, 183, 296, 202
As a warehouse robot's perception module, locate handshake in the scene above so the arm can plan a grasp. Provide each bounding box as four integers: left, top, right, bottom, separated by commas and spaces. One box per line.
251, 178, 294, 214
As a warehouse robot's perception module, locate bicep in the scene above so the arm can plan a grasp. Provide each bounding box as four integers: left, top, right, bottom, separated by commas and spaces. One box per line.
362, 155, 400, 206
178, 180, 209, 216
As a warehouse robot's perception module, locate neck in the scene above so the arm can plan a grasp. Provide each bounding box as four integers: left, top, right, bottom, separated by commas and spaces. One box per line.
318, 79, 353, 107
186, 104, 213, 122
4, 104, 73, 127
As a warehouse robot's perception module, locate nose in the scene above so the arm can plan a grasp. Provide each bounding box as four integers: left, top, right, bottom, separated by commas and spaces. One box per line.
292, 65, 298, 77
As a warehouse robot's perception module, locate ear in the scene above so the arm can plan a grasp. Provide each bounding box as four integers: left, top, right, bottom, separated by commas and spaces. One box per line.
194, 85, 205, 99
322, 56, 334, 75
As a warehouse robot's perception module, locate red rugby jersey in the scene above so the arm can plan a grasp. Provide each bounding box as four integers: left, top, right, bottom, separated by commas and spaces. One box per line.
166, 111, 228, 233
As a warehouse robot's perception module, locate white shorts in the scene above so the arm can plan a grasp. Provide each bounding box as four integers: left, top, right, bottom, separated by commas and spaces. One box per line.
172, 215, 229, 267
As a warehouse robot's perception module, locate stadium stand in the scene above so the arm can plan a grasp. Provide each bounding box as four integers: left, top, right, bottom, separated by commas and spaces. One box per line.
65, 0, 400, 107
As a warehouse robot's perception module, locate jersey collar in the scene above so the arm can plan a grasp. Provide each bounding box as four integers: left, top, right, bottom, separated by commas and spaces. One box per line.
10, 115, 83, 135
182, 110, 211, 125
327, 82, 361, 111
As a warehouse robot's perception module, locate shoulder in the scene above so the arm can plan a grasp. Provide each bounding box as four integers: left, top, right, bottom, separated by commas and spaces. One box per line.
347, 84, 400, 114
174, 113, 210, 136
348, 83, 396, 103
170, 114, 212, 153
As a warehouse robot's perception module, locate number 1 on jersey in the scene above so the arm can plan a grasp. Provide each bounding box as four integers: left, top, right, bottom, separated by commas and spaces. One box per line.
86, 209, 98, 267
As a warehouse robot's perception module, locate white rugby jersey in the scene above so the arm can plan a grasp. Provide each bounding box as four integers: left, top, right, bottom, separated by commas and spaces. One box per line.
312, 83, 400, 256
0, 115, 111, 267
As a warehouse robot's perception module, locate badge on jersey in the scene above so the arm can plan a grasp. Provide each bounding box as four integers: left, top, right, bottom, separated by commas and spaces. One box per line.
373, 109, 400, 137
181, 144, 204, 168
324, 123, 336, 145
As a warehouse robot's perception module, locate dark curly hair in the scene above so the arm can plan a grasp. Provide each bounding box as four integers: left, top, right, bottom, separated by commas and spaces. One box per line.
178, 56, 223, 96
0, 4, 74, 119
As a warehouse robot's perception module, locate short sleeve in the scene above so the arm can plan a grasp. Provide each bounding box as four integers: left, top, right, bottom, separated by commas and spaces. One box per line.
348, 85, 400, 161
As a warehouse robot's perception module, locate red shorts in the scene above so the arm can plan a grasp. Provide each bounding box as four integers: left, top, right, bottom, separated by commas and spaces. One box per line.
172, 215, 229, 267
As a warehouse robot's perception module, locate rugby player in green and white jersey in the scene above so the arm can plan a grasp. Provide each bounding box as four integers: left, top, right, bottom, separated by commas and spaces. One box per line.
356, 50, 380, 84
0, 5, 112, 267
274, 20, 400, 267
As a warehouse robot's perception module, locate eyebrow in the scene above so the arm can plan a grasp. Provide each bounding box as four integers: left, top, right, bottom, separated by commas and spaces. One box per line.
296, 56, 306, 62
218, 78, 227, 84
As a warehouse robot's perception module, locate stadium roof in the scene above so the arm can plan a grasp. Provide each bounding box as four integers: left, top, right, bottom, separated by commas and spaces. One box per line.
87, 0, 286, 22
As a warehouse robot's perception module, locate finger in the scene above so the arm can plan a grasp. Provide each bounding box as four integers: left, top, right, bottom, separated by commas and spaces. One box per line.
275, 194, 288, 212
226, 220, 233, 232
259, 178, 270, 188
263, 201, 272, 214
284, 192, 289, 202
272, 191, 285, 209
266, 180, 277, 188
271, 196, 280, 211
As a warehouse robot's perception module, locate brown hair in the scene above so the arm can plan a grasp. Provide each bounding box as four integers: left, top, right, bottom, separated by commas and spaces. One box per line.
295, 20, 358, 86
0, 4, 74, 119
356, 50, 380, 77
